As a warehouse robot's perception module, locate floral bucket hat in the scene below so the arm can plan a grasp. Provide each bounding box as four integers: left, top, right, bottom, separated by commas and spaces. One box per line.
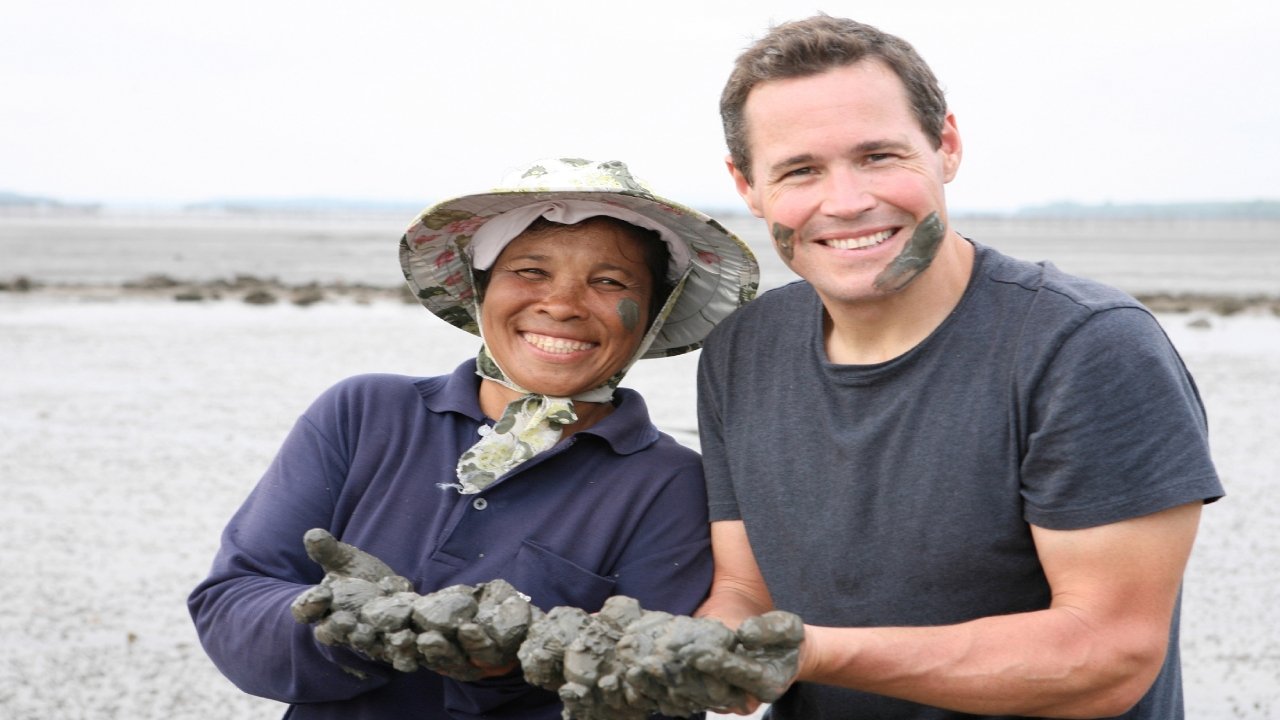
398, 157, 759, 360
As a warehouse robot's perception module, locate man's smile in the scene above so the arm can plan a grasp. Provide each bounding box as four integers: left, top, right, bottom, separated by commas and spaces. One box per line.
820, 229, 894, 251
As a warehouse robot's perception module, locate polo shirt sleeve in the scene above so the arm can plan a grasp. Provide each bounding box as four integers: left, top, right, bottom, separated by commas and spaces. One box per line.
188, 378, 396, 702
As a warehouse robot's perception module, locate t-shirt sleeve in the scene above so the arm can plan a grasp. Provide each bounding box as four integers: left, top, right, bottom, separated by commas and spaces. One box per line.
1020, 306, 1223, 529
696, 336, 742, 522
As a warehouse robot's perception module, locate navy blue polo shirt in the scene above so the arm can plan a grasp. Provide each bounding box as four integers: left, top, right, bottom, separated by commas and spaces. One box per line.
189, 359, 712, 719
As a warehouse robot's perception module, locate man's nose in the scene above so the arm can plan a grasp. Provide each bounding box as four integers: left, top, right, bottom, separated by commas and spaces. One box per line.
819, 167, 877, 218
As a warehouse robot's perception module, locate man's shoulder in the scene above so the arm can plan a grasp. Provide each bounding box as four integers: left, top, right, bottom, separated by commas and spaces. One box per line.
975, 242, 1143, 315
703, 279, 813, 348
722, 279, 814, 323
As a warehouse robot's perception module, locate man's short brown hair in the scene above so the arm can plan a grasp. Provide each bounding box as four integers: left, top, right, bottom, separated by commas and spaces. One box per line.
720, 14, 948, 183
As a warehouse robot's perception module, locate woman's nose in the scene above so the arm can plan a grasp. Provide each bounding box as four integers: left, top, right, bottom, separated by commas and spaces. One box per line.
537, 280, 589, 320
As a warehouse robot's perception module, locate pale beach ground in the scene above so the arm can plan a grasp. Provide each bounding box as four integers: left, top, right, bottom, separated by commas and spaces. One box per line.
1, 212, 1278, 719
1, 288, 1277, 719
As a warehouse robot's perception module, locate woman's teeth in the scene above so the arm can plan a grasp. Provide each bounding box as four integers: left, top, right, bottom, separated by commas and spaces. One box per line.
523, 333, 594, 354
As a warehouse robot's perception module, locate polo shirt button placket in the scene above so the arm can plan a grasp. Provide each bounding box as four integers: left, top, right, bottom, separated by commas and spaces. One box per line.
472, 497, 488, 511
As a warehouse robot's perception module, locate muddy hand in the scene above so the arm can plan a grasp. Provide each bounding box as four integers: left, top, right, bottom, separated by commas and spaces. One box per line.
617, 612, 748, 715
411, 580, 536, 680
701, 611, 804, 702
290, 529, 413, 646
290, 529, 410, 622
302, 528, 404, 584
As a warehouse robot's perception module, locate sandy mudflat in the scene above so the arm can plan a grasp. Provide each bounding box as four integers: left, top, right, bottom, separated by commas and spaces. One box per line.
1, 293, 1276, 719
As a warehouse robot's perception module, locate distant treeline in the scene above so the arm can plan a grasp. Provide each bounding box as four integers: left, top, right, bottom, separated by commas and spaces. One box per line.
0, 191, 101, 213
975, 200, 1280, 221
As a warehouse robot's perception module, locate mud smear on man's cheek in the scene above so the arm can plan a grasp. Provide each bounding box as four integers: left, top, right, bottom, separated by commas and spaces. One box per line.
873, 212, 944, 292
617, 298, 641, 332
771, 223, 796, 262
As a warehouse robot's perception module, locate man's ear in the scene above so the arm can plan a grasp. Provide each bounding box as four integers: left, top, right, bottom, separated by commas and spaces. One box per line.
940, 113, 963, 183
726, 155, 764, 218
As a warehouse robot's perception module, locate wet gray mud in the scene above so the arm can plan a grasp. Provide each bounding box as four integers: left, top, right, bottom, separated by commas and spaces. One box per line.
291, 529, 803, 718
873, 212, 945, 292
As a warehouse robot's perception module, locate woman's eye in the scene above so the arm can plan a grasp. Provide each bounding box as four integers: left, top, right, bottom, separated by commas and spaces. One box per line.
513, 267, 548, 279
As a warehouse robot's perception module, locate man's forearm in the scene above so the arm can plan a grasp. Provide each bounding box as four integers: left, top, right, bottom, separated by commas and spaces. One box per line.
799, 606, 1164, 719
694, 582, 775, 629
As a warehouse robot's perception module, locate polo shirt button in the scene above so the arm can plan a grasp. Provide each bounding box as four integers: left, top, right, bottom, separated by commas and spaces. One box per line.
472, 498, 488, 510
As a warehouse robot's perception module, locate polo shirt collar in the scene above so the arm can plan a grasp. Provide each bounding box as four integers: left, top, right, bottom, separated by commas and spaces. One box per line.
419, 360, 660, 456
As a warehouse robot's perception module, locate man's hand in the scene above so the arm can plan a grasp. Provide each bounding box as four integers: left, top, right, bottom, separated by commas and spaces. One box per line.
517, 596, 804, 719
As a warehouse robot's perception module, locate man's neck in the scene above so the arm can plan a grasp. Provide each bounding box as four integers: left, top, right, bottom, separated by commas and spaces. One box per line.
822, 234, 974, 365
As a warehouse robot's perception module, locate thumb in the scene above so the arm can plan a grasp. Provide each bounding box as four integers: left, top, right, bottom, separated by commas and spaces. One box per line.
303, 528, 399, 582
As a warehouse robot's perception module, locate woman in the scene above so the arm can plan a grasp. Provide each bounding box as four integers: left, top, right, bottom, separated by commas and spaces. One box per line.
188, 158, 759, 719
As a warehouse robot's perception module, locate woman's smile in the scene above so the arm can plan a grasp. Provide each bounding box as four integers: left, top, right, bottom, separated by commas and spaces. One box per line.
520, 331, 598, 355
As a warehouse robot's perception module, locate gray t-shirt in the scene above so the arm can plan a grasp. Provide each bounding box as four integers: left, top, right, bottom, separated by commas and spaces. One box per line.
696, 241, 1223, 719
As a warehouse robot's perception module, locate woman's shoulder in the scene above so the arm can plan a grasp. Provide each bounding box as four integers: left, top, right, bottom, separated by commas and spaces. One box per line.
303, 372, 441, 418
323, 372, 429, 397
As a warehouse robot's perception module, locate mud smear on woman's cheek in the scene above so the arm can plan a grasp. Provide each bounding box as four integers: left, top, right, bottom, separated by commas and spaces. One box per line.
617, 298, 641, 332
874, 212, 944, 292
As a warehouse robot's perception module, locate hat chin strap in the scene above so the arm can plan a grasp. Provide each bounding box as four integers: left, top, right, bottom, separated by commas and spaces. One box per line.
449, 376, 577, 495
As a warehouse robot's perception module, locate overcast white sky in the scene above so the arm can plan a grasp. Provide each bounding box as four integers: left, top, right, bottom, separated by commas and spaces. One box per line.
3, 0, 1277, 212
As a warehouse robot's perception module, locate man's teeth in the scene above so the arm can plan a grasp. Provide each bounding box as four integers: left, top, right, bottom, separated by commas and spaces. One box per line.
523, 333, 594, 353
825, 229, 893, 250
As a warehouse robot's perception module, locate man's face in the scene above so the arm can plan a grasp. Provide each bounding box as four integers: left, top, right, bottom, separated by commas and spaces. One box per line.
728, 60, 962, 307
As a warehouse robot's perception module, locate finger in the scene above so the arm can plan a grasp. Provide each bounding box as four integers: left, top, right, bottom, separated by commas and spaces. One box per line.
737, 611, 805, 649
384, 628, 420, 673
348, 622, 379, 654
417, 630, 480, 680
411, 587, 478, 633
326, 576, 382, 613
291, 584, 333, 623
457, 622, 506, 666
709, 696, 762, 716
314, 610, 357, 646
303, 528, 401, 582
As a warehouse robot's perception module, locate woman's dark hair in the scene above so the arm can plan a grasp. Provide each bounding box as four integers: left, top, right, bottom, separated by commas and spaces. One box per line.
473, 216, 674, 331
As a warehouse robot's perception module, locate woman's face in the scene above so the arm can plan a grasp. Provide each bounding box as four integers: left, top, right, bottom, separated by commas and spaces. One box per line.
480, 219, 654, 398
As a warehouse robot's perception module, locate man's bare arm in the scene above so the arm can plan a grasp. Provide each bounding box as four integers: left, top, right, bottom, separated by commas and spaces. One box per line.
695, 520, 776, 628
797, 501, 1203, 718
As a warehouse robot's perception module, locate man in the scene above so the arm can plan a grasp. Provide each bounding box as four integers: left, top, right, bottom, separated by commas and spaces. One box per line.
694, 15, 1223, 719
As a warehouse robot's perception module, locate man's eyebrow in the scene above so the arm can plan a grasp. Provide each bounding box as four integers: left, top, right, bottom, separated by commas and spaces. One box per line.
766, 153, 817, 176
851, 139, 911, 154
766, 140, 914, 176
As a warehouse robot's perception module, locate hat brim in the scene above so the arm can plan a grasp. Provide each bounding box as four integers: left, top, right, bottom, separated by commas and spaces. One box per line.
399, 189, 758, 359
